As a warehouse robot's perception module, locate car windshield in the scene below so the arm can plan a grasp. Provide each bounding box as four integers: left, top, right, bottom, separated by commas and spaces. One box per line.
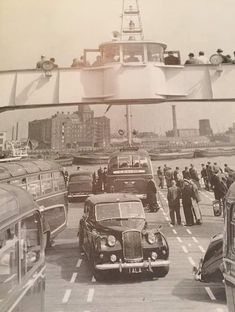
95, 201, 145, 221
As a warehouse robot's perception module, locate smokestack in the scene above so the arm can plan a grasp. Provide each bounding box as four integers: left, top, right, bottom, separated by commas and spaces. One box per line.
16, 122, 19, 140
172, 105, 178, 137
12, 126, 15, 141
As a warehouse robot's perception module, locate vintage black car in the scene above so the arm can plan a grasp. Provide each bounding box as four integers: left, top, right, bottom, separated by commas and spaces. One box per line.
78, 193, 169, 281
67, 171, 93, 201
194, 233, 223, 283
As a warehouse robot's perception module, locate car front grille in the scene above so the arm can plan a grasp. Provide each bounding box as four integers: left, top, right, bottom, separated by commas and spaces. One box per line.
122, 230, 143, 261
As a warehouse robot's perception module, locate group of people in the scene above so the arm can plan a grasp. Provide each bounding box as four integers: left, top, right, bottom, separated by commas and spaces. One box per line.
184, 49, 235, 65
152, 161, 235, 226
92, 167, 107, 193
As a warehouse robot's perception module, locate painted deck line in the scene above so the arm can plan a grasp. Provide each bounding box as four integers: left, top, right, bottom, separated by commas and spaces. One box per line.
181, 245, 188, 254
87, 288, 95, 303
205, 287, 216, 301
165, 217, 170, 221
198, 245, 205, 253
76, 259, 82, 268
172, 229, 177, 235
192, 236, 198, 243
169, 223, 173, 228
186, 229, 192, 235
62, 289, 72, 303
4, 273, 16, 283
188, 256, 196, 267
70, 272, 78, 283
176, 236, 182, 243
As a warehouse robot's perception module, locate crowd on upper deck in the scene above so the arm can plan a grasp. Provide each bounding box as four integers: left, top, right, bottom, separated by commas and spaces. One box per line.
35, 48, 235, 69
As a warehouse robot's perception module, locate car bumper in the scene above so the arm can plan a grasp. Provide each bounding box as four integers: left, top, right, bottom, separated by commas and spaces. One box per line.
95, 259, 169, 271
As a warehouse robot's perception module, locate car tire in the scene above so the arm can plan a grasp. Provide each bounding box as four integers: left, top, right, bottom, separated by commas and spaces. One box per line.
152, 266, 169, 278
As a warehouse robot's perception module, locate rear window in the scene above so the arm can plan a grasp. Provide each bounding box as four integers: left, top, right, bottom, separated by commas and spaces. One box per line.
69, 175, 91, 182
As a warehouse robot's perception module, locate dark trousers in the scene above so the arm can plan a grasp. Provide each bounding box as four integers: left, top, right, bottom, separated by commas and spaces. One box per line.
169, 203, 181, 225
182, 199, 194, 225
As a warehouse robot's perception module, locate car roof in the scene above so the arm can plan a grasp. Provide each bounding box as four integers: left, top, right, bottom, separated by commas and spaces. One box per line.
0, 160, 62, 180
86, 193, 141, 205
0, 183, 37, 226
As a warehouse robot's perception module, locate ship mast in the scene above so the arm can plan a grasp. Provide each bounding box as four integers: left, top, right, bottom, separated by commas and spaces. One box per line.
120, 0, 144, 146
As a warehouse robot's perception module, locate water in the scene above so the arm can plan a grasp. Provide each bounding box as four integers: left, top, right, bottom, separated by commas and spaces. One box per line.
68, 155, 235, 175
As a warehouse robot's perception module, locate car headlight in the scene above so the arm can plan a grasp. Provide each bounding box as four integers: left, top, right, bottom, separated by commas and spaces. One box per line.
147, 232, 156, 244
107, 235, 116, 247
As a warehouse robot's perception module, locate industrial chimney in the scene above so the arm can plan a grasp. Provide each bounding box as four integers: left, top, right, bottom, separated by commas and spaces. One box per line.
172, 105, 178, 137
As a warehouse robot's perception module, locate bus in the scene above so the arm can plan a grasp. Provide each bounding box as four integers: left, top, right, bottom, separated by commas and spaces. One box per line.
105, 147, 154, 202
0, 183, 45, 312
223, 182, 235, 312
0, 160, 68, 247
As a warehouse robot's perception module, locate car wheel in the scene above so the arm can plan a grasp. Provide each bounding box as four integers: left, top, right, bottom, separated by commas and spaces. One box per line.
152, 266, 169, 278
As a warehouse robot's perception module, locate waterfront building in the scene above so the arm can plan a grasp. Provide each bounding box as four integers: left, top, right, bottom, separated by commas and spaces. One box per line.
93, 116, 111, 147
28, 118, 52, 149
29, 105, 111, 151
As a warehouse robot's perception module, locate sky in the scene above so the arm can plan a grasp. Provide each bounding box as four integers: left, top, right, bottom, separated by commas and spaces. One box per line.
0, 0, 235, 138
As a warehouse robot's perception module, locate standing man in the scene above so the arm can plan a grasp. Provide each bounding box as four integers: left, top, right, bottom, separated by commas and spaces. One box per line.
167, 180, 181, 225
189, 164, 200, 189
165, 167, 174, 188
180, 180, 194, 226
164, 51, 180, 65
201, 164, 209, 191
196, 51, 209, 64
157, 166, 164, 189
146, 178, 159, 212
182, 166, 191, 180
173, 167, 180, 186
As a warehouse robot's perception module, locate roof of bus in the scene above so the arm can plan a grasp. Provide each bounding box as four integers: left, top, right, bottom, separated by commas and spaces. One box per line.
109, 148, 150, 158
0, 160, 62, 180
86, 193, 141, 205
0, 183, 37, 226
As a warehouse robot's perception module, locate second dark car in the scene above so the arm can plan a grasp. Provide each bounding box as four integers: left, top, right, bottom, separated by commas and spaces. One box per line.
78, 193, 169, 281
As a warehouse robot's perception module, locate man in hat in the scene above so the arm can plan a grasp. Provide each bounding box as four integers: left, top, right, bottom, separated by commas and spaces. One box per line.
185, 53, 198, 65
164, 51, 180, 65
216, 49, 229, 63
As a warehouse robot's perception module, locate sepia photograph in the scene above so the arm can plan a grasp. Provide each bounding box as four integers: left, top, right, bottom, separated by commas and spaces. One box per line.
0, 0, 235, 311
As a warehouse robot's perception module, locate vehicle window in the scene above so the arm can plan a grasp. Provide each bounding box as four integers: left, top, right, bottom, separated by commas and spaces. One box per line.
108, 156, 118, 170
69, 175, 90, 182
96, 201, 144, 221
96, 203, 120, 221
123, 44, 144, 62
139, 157, 149, 168
147, 43, 164, 62
41, 173, 53, 194
0, 224, 19, 303
132, 155, 140, 167
53, 171, 66, 191
119, 202, 145, 218
21, 212, 41, 276
101, 44, 120, 64
119, 156, 132, 168
27, 175, 41, 198
10, 177, 27, 189
231, 205, 235, 251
